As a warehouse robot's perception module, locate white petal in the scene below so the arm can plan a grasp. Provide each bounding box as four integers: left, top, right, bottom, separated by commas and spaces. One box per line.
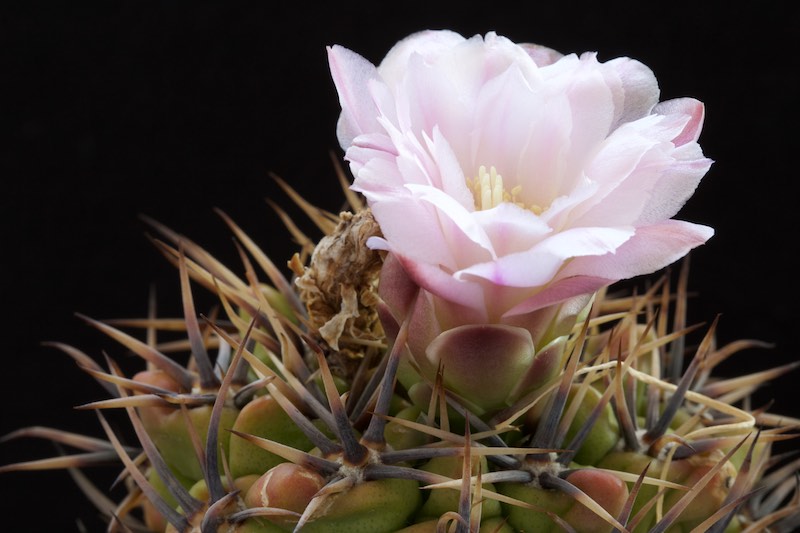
327, 45, 382, 148
456, 226, 634, 287
559, 220, 713, 280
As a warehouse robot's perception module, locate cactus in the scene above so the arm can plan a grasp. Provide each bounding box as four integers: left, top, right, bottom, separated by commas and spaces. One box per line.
4, 32, 800, 533
2, 176, 799, 532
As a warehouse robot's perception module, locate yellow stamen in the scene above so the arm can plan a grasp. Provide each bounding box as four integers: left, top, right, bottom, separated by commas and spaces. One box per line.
468, 166, 543, 214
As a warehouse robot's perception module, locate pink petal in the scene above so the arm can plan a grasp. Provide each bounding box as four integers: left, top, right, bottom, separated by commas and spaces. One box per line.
457, 226, 634, 287
560, 220, 713, 281
653, 97, 706, 146
519, 42, 564, 66
376, 30, 467, 86
395, 252, 488, 314
603, 56, 660, 127
472, 203, 551, 257
504, 276, 611, 317
327, 45, 382, 148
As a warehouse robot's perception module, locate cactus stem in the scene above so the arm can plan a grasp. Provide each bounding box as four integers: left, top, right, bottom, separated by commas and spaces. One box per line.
177, 403, 209, 480
7, 180, 800, 532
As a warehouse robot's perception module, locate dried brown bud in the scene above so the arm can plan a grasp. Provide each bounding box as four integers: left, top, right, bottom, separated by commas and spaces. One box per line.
295, 209, 384, 366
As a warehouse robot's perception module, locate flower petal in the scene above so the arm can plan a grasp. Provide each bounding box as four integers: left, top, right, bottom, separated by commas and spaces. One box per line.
456, 226, 634, 287
327, 45, 382, 148
560, 220, 714, 280
653, 97, 706, 146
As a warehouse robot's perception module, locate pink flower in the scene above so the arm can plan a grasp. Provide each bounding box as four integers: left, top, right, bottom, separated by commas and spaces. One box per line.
328, 31, 712, 410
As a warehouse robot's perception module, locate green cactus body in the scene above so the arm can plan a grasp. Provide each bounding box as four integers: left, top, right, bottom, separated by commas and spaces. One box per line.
597, 448, 738, 532
228, 395, 316, 478
143, 404, 240, 482
499, 468, 629, 533
418, 455, 502, 521
297, 478, 422, 533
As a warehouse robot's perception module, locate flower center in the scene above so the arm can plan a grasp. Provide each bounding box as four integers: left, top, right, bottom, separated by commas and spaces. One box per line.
468, 165, 543, 214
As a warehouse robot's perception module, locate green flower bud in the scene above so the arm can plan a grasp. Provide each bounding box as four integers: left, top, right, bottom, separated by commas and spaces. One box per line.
425, 324, 564, 414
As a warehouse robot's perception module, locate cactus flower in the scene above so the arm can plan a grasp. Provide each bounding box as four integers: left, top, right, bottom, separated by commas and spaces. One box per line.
328, 31, 713, 408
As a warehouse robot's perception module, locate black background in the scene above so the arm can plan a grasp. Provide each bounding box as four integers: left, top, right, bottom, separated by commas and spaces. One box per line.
2, 2, 797, 531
